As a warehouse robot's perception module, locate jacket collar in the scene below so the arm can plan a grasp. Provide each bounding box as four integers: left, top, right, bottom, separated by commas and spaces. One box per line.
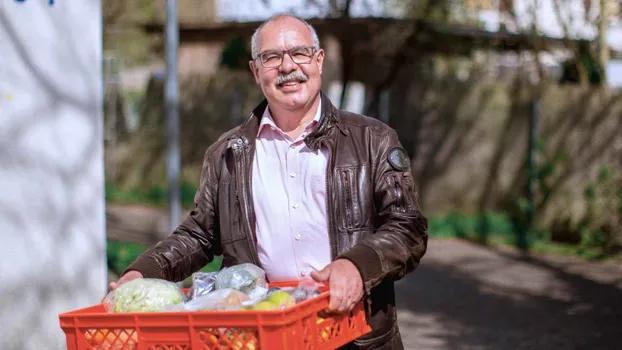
234, 91, 343, 151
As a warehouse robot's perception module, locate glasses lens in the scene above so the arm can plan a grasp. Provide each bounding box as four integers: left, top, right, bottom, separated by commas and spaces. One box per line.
290, 47, 315, 64
259, 47, 315, 67
261, 53, 282, 68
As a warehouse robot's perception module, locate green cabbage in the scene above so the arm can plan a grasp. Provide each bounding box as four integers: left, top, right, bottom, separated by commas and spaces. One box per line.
105, 278, 186, 313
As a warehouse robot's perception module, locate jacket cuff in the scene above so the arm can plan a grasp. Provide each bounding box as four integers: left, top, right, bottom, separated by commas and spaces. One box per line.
338, 243, 384, 286
122, 256, 165, 280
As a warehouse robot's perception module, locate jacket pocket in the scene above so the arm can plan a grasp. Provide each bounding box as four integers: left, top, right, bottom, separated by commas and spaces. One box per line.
388, 173, 416, 213
218, 182, 246, 244
338, 168, 363, 230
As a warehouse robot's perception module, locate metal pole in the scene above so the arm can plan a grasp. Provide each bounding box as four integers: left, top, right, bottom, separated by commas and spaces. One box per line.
166, 0, 181, 233
598, 0, 609, 84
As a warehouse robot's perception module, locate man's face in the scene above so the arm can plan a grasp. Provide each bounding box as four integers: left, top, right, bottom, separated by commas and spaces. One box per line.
249, 17, 324, 111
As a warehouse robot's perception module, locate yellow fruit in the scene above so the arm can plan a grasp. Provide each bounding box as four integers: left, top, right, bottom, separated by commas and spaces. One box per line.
232, 339, 244, 350
247, 339, 257, 350
267, 291, 296, 307
253, 301, 277, 310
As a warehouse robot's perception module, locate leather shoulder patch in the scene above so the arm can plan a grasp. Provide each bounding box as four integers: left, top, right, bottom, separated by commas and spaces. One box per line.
387, 147, 411, 171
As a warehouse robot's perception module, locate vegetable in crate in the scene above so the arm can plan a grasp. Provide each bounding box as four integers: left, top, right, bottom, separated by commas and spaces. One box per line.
247, 290, 296, 311
165, 288, 250, 312
214, 263, 268, 301
103, 278, 186, 313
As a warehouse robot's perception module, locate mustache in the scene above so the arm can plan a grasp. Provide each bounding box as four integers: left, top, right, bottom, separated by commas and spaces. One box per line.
275, 71, 308, 86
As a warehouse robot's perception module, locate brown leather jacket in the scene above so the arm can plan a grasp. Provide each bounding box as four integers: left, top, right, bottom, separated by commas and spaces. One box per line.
126, 92, 428, 349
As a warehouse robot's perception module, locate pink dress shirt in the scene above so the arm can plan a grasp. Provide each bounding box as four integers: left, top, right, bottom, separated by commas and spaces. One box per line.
251, 101, 331, 282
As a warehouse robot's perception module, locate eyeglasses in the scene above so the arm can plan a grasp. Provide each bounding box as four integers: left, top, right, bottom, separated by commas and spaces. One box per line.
255, 46, 317, 68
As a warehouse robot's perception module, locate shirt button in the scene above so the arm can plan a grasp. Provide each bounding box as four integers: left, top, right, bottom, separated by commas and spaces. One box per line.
290, 172, 296, 178
292, 203, 299, 209
295, 234, 301, 240
300, 270, 307, 277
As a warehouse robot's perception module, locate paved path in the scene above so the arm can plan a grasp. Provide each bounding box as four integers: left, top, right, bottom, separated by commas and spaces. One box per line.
106, 204, 622, 349
396, 239, 622, 350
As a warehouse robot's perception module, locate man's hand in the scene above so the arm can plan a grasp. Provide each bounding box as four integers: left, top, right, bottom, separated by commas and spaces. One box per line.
310, 259, 364, 314
109, 270, 143, 291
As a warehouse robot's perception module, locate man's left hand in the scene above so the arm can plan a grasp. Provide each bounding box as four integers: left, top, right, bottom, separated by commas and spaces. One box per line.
310, 259, 364, 313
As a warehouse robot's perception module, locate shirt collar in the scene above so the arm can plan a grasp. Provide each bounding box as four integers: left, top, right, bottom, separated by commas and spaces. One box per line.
257, 99, 323, 137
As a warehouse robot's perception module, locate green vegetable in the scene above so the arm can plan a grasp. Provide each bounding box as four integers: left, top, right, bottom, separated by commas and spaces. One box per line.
106, 278, 185, 313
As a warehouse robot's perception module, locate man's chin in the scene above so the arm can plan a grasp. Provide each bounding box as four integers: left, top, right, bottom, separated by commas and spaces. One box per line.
274, 90, 308, 106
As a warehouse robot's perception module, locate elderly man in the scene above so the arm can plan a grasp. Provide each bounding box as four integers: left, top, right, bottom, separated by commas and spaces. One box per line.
111, 13, 428, 349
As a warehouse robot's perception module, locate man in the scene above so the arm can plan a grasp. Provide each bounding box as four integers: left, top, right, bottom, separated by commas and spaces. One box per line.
111, 13, 428, 349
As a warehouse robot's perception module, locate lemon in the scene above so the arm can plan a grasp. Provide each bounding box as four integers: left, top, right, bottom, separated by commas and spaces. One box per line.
267, 291, 296, 308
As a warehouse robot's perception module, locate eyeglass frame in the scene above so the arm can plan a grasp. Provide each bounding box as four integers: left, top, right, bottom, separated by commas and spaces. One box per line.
254, 45, 319, 68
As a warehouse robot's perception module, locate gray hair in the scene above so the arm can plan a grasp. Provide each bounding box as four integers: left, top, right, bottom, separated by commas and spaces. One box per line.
250, 13, 321, 60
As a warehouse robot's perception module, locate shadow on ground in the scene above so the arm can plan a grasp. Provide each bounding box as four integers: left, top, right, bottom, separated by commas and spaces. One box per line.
395, 239, 622, 350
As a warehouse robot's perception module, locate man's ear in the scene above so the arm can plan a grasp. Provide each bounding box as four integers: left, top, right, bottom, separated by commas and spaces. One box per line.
249, 60, 260, 84
315, 49, 325, 75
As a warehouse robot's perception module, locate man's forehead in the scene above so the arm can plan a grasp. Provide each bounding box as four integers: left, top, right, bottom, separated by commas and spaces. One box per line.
257, 17, 313, 49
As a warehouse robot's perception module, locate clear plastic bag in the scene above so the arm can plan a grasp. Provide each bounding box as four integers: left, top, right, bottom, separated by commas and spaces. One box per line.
242, 279, 322, 311
103, 278, 186, 313
163, 288, 250, 312
288, 278, 322, 303
214, 263, 268, 301
187, 271, 218, 300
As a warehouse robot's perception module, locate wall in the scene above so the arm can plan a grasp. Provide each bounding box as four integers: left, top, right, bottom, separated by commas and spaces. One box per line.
386, 71, 622, 226
0, 1, 106, 349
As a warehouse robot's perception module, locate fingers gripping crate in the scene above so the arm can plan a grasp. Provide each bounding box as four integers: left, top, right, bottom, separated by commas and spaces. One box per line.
59, 282, 371, 350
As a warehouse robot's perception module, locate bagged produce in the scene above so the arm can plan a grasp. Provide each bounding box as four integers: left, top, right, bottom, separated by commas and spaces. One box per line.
243, 279, 322, 311
103, 278, 186, 313
187, 271, 218, 300
164, 288, 250, 312
214, 263, 268, 301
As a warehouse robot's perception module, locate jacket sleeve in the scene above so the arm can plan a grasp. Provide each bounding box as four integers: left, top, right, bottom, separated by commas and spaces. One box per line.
337, 129, 428, 291
122, 148, 220, 282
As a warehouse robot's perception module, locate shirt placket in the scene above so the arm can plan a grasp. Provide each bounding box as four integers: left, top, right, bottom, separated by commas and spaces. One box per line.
283, 136, 300, 278
291, 131, 313, 278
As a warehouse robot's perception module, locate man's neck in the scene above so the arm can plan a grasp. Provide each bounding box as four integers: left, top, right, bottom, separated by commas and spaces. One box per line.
268, 94, 321, 139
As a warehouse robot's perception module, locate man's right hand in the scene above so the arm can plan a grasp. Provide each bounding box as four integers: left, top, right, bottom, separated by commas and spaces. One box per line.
109, 270, 143, 291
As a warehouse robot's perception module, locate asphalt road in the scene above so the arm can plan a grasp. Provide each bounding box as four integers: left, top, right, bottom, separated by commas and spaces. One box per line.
395, 239, 622, 350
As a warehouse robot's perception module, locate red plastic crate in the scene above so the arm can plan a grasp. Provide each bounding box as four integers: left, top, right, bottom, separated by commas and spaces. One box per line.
59, 281, 371, 350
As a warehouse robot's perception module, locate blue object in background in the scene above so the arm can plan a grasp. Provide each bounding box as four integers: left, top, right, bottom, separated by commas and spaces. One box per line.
14, 0, 55, 5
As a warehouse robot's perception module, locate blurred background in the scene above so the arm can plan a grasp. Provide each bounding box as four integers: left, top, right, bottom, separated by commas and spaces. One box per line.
2, 0, 619, 349
101, 0, 622, 348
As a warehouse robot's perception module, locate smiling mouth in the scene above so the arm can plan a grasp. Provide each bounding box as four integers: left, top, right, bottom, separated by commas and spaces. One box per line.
278, 79, 305, 87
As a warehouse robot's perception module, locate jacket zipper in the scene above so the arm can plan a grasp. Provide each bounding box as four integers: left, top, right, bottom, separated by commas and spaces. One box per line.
233, 137, 261, 267
394, 175, 406, 212
342, 170, 353, 228
324, 140, 337, 261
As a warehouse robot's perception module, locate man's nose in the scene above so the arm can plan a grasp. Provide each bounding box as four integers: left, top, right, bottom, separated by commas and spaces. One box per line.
279, 53, 297, 72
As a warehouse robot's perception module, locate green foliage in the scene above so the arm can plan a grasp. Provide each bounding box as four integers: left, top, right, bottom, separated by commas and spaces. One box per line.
107, 240, 148, 276
577, 163, 622, 255
220, 36, 252, 70
106, 182, 199, 209
428, 212, 513, 238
